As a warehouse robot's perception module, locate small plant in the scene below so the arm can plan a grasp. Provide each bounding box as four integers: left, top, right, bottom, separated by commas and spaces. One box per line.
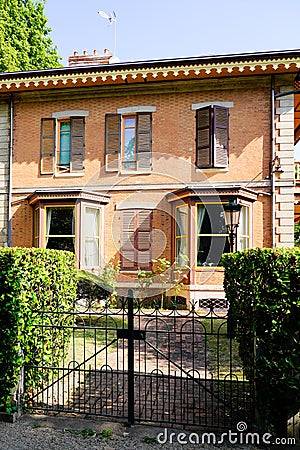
98, 428, 113, 440
143, 435, 157, 445
138, 257, 189, 308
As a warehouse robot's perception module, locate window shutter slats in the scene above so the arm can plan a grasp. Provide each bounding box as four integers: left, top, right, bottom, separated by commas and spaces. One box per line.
121, 210, 152, 270
196, 107, 212, 168
196, 106, 229, 169
214, 106, 229, 167
105, 114, 121, 172
40, 118, 55, 174
70, 117, 85, 172
136, 113, 152, 172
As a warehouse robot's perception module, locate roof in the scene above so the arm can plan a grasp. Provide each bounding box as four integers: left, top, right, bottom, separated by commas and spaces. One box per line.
0, 48, 300, 93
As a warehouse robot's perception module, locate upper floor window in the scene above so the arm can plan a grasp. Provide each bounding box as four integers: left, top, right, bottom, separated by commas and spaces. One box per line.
105, 110, 153, 173
40, 116, 85, 175
195, 105, 229, 169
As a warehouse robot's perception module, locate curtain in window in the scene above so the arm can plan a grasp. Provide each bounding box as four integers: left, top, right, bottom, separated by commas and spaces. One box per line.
84, 208, 100, 268
46, 208, 52, 246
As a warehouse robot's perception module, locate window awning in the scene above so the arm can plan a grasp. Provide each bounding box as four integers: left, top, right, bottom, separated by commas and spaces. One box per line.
167, 186, 258, 203
27, 188, 110, 206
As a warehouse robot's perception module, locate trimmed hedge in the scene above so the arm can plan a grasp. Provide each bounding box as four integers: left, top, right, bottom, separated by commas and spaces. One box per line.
0, 247, 77, 412
222, 247, 300, 436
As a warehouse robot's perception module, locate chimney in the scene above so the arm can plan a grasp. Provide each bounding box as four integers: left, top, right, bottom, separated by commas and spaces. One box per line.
68, 48, 113, 67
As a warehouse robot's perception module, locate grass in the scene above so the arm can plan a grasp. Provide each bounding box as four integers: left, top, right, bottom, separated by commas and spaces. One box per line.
64, 316, 127, 369
200, 318, 244, 380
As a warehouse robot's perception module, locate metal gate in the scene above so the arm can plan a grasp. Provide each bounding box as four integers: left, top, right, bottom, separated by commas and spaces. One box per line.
23, 293, 254, 429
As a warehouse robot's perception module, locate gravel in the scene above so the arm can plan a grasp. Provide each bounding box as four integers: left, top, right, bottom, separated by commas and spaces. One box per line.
0, 414, 263, 450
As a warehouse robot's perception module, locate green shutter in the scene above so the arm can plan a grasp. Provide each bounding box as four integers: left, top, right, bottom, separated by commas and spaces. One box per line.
136, 113, 152, 172
40, 118, 55, 175
196, 107, 212, 168
105, 114, 121, 172
70, 117, 85, 172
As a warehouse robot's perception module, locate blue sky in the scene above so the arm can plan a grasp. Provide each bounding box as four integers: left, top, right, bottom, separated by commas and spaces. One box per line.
45, 0, 300, 66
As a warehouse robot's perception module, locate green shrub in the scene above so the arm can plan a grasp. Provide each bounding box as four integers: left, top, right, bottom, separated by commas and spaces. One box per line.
0, 247, 77, 411
222, 247, 300, 436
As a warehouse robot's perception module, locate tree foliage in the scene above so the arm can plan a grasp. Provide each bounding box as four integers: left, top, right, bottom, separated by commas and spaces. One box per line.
0, 0, 62, 72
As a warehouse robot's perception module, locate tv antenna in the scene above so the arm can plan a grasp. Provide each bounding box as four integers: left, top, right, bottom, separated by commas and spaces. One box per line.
98, 10, 117, 57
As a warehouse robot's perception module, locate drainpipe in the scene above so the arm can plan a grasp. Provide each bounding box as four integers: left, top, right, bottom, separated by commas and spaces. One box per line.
271, 75, 275, 248
7, 94, 13, 247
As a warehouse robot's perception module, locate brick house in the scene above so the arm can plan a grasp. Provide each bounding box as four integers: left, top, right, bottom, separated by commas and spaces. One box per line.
0, 49, 299, 305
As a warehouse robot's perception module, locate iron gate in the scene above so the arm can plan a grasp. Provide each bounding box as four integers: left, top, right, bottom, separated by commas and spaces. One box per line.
23, 293, 254, 429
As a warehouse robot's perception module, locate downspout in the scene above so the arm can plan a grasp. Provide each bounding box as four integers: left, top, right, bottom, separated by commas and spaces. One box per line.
271, 75, 275, 248
7, 94, 13, 247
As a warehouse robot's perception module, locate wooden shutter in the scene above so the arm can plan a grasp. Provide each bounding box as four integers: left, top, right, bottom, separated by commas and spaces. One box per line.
121, 211, 136, 269
40, 118, 55, 174
105, 114, 121, 172
121, 210, 152, 270
70, 117, 85, 172
136, 113, 152, 172
137, 211, 152, 270
214, 106, 229, 167
196, 107, 212, 168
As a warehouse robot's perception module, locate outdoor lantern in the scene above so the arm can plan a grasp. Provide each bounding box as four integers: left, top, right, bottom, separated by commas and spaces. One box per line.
224, 198, 242, 252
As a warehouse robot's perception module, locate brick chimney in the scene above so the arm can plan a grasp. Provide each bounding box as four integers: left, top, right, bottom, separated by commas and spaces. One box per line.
68, 49, 113, 67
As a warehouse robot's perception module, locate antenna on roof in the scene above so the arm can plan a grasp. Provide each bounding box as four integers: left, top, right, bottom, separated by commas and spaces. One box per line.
97, 10, 117, 57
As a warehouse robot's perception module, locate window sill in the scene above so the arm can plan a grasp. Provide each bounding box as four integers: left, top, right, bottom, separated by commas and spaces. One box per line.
195, 266, 224, 271
196, 168, 228, 173
55, 172, 85, 178
120, 170, 152, 176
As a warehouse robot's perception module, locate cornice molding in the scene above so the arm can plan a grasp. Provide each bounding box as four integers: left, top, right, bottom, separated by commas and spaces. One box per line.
1, 56, 300, 93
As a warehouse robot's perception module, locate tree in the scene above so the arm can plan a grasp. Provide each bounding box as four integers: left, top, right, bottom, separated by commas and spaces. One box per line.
0, 0, 62, 72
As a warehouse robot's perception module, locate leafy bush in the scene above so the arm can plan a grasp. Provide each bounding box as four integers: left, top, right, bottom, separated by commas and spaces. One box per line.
0, 247, 77, 412
222, 247, 300, 436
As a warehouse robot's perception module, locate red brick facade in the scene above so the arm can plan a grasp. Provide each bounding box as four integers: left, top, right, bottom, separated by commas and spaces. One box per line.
3, 50, 297, 304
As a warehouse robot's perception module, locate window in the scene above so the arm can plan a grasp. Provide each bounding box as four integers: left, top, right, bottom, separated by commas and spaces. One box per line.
175, 205, 188, 266
33, 208, 39, 247
195, 106, 229, 169
83, 207, 101, 268
237, 206, 250, 250
40, 116, 85, 175
196, 203, 230, 266
105, 112, 152, 172
121, 210, 152, 270
196, 203, 249, 266
45, 207, 75, 252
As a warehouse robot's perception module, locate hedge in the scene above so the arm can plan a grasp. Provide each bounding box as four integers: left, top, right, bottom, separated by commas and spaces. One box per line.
222, 247, 300, 436
0, 247, 77, 412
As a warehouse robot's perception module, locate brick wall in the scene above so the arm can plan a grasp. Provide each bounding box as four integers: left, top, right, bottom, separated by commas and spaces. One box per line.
11, 75, 289, 297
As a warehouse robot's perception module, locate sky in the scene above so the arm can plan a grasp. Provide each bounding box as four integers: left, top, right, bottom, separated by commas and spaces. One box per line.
44, 0, 300, 67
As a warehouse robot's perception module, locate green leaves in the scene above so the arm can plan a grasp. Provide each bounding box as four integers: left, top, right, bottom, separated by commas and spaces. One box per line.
0, 0, 62, 72
0, 247, 77, 412
222, 247, 300, 435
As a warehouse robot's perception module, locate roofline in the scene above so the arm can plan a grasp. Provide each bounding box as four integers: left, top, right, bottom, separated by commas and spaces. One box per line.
1, 48, 300, 79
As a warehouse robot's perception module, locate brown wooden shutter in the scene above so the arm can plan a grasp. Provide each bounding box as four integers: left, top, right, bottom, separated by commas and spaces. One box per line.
196, 107, 212, 168
214, 106, 229, 167
121, 211, 136, 270
105, 114, 121, 172
136, 113, 152, 172
70, 117, 85, 172
137, 210, 152, 270
40, 118, 55, 174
